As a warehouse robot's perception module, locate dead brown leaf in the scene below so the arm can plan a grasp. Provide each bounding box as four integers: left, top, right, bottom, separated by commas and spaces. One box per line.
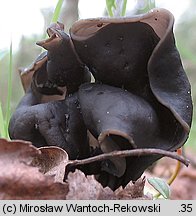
66, 169, 151, 200
66, 169, 116, 199
0, 138, 68, 200
0, 138, 153, 200
115, 177, 152, 199
31, 146, 69, 182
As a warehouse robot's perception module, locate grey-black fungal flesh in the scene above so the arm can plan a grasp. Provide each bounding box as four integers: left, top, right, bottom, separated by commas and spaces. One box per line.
78, 83, 180, 189
36, 22, 91, 94
9, 8, 193, 191
72, 9, 193, 189
78, 83, 160, 186
71, 21, 159, 98
79, 83, 159, 149
70, 9, 192, 124
8, 88, 89, 160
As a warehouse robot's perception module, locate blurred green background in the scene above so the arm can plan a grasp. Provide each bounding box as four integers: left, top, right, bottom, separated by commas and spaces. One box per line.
0, 0, 195, 151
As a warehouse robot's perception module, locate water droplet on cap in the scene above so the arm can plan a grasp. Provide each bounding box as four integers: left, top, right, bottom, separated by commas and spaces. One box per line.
119, 36, 124, 41
65, 114, 69, 120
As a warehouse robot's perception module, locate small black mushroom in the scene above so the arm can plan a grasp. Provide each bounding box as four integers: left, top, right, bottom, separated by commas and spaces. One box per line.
36, 22, 91, 94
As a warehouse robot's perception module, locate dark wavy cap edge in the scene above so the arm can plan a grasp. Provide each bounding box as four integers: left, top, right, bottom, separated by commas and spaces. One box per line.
146, 9, 193, 140
19, 52, 47, 93
19, 51, 66, 97
70, 8, 172, 40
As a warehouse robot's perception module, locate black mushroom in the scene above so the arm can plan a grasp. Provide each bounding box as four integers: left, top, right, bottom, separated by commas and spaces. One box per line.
70, 8, 193, 188
36, 22, 91, 94
9, 8, 193, 190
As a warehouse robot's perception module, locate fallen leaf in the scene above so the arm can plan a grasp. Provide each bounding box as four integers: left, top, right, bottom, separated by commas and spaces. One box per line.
66, 169, 116, 199
115, 177, 152, 199
0, 138, 154, 200
66, 169, 151, 200
31, 146, 69, 182
0, 138, 68, 200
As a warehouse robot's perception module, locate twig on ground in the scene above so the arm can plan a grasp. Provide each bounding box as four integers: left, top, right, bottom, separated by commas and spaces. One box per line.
64, 148, 190, 181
